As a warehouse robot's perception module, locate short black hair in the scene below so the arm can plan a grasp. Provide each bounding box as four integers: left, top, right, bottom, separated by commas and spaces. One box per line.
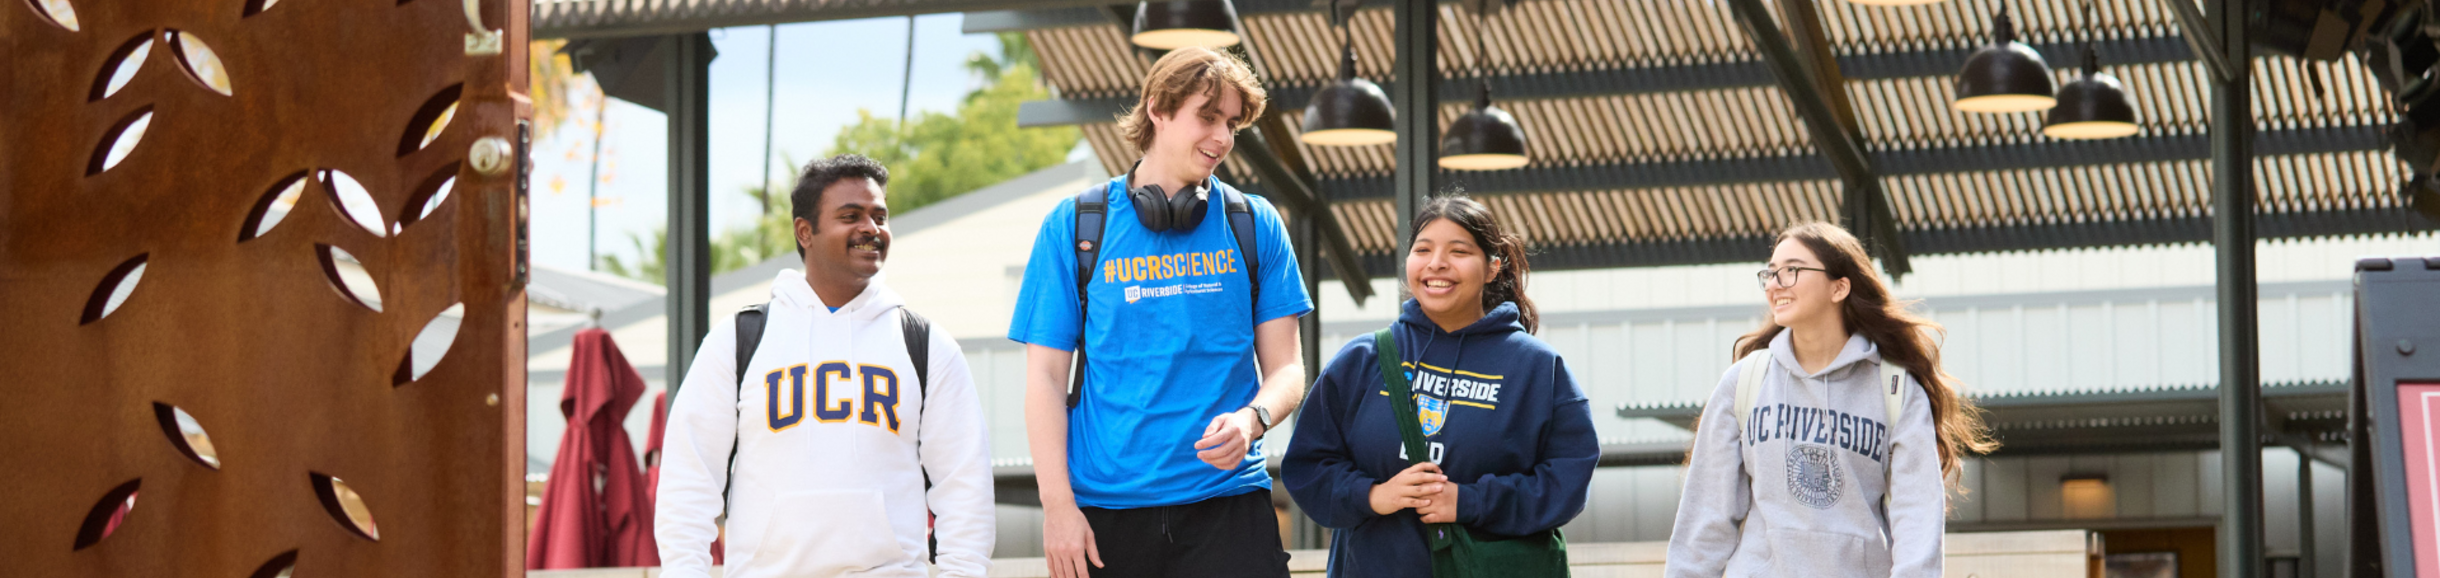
791, 154, 889, 257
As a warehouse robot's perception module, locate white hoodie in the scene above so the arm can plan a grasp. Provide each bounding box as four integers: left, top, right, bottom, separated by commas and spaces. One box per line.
1664, 331, 1944, 578
656, 270, 994, 578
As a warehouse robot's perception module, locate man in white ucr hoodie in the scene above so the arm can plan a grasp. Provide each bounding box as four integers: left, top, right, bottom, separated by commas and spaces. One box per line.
656, 154, 995, 578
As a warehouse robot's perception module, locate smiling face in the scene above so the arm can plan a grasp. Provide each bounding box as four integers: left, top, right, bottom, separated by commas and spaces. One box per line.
1764, 238, 1849, 330
795, 176, 890, 283
1144, 86, 1243, 185
1407, 218, 1496, 325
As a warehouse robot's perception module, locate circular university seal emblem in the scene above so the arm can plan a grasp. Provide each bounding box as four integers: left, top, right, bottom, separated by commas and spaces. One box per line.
1785, 443, 1845, 509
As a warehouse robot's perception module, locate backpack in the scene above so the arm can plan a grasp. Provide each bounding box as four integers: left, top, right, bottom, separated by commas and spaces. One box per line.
1730, 349, 1908, 513
727, 303, 937, 560
1064, 184, 1261, 408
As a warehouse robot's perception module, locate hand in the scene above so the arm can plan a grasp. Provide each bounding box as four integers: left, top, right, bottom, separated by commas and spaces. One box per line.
1417, 478, 1459, 523
1193, 409, 1260, 470
1368, 462, 1447, 516
1042, 501, 1103, 578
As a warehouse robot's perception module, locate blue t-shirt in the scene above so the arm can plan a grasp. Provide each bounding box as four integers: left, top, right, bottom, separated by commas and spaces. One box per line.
1007, 175, 1313, 509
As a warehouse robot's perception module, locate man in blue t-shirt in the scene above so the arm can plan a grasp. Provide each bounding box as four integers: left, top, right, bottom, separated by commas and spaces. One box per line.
1007, 47, 1311, 578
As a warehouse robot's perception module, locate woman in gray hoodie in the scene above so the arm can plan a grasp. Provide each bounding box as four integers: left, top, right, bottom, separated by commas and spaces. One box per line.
1663, 222, 1995, 578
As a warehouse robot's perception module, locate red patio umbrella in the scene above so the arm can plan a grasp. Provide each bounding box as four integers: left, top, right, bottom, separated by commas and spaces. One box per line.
527, 327, 658, 569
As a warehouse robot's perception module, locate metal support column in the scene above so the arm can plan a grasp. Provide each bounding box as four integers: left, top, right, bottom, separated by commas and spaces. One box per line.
1391, 0, 1437, 261
666, 32, 714, 398
2298, 445, 2317, 578
2209, 0, 2263, 574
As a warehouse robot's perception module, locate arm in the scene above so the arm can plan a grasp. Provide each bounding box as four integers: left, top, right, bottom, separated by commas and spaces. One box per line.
1450, 357, 1598, 536
1662, 365, 1754, 578
1281, 344, 1383, 529
917, 334, 996, 578
1023, 344, 1100, 578
653, 320, 740, 578
1195, 315, 1304, 468
1886, 377, 1946, 578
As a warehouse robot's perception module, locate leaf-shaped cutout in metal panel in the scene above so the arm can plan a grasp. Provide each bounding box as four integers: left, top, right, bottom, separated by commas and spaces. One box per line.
397, 303, 463, 385
89, 107, 152, 175
166, 30, 232, 96
397, 84, 462, 156
91, 33, 152, 101
240, 171, 309, 242
316, 244, 382, 312
320, 169, 388, 237
309, 473, 379, 541
247, 550, 298, 578
28, 0, 80, 30
82, 254, 147, 324
72, 479, 139, 550
398, 162, 459, 230
240, 0, 279, 17
152, 402, 222, 469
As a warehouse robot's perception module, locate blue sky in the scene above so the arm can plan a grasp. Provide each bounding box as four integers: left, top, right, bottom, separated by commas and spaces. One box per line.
527, 15, 1033, 277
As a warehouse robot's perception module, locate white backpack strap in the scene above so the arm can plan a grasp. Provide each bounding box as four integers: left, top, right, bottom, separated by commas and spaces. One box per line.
1879, 357, 1909, 515
1880, 358, 1907, 425
1732, 350, 1771, 433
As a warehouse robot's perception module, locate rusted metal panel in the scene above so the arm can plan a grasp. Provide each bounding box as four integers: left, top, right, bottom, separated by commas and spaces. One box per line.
1, 0, 528, 575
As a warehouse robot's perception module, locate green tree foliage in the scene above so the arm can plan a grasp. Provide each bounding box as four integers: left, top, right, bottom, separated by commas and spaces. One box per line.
605, 32, 1075, 283
828, 32, 1080, 214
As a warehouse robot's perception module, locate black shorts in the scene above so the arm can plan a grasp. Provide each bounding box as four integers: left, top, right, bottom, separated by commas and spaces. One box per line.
1079, 489, 1291, 578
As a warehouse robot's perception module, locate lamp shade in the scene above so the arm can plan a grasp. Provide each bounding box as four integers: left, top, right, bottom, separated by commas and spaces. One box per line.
2044, 70, 2138, 139
1954, 10, 2056, 113
1301, 40, 1396, 146
1439, 102, 1527, 171
1131, 1, 1240, 50
1302, 78, 1397, 146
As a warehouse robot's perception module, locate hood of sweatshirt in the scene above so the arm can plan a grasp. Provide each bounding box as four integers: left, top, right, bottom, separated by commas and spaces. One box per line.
769, 269, 903, 323
1768, 330, 1880, 382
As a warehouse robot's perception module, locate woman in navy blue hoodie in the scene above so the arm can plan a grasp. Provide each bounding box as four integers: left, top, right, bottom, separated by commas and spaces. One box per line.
1283, 195, 1600, 577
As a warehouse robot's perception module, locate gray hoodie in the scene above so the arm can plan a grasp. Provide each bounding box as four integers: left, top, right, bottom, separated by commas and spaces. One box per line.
1664, 331, 1944, 578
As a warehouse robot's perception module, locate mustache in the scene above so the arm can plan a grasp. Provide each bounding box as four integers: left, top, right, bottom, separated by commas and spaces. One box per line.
849, 234, 888, 250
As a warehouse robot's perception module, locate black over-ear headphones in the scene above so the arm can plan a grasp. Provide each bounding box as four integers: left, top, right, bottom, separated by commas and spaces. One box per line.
1127, 179, 1210, 233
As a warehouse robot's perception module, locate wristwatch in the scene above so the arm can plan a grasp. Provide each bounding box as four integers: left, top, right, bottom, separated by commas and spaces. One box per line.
1244, 403, 1274, 438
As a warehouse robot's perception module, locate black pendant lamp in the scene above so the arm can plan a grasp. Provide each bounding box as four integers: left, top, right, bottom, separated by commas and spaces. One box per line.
1131, 1, 1241, 50
2044, 4, 2138, 139
1439, 2, 1527, 171
1300, 1, 1396, 146
1953, 6, 2056, 113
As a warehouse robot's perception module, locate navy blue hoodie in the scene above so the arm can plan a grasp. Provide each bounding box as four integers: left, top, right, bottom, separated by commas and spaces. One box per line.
1283, 300, 1599, 578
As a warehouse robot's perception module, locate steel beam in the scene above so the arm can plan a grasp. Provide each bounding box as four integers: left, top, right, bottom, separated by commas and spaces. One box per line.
665, 33, 714, 399
1774, 0, 1909, 277
1392, 0, 1436, 262
1012, 38, 2193, 128
2211, 0, 2265, 574
1238, 124, 1377, 305
1321, 205, 2436, 278
1297, 125, 2384, 200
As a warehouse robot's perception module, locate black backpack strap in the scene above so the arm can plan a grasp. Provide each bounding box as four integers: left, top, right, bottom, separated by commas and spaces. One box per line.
724, 302, 770, 512
898, 307, 938, 562
1221, 188, 1260, 312
1069, 186, 1107, 409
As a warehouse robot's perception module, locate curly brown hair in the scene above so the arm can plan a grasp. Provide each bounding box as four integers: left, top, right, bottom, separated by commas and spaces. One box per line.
1115, 47, 1268, 152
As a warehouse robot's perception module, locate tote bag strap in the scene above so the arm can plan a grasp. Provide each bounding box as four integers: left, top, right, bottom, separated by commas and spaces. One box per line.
1375, 329, 1430, 465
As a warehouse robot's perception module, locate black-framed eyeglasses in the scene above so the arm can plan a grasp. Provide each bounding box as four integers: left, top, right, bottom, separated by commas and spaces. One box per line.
1756, 266, 1829, 289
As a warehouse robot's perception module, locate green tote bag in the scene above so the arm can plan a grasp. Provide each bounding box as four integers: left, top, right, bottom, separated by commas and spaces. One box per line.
1373, 329, 1570, 578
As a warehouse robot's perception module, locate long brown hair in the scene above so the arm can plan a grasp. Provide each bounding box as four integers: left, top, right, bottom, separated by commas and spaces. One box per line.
1410, 195, 1539, 334
1115, 47, 1268, 152
1733, 222, 1997, 484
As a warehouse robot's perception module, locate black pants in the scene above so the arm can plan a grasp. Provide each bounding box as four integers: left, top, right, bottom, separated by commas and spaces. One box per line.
1080, 489, 1291, 578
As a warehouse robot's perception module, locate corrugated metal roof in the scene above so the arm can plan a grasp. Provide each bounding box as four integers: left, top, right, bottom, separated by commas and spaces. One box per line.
1017, 0, 2433, 269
